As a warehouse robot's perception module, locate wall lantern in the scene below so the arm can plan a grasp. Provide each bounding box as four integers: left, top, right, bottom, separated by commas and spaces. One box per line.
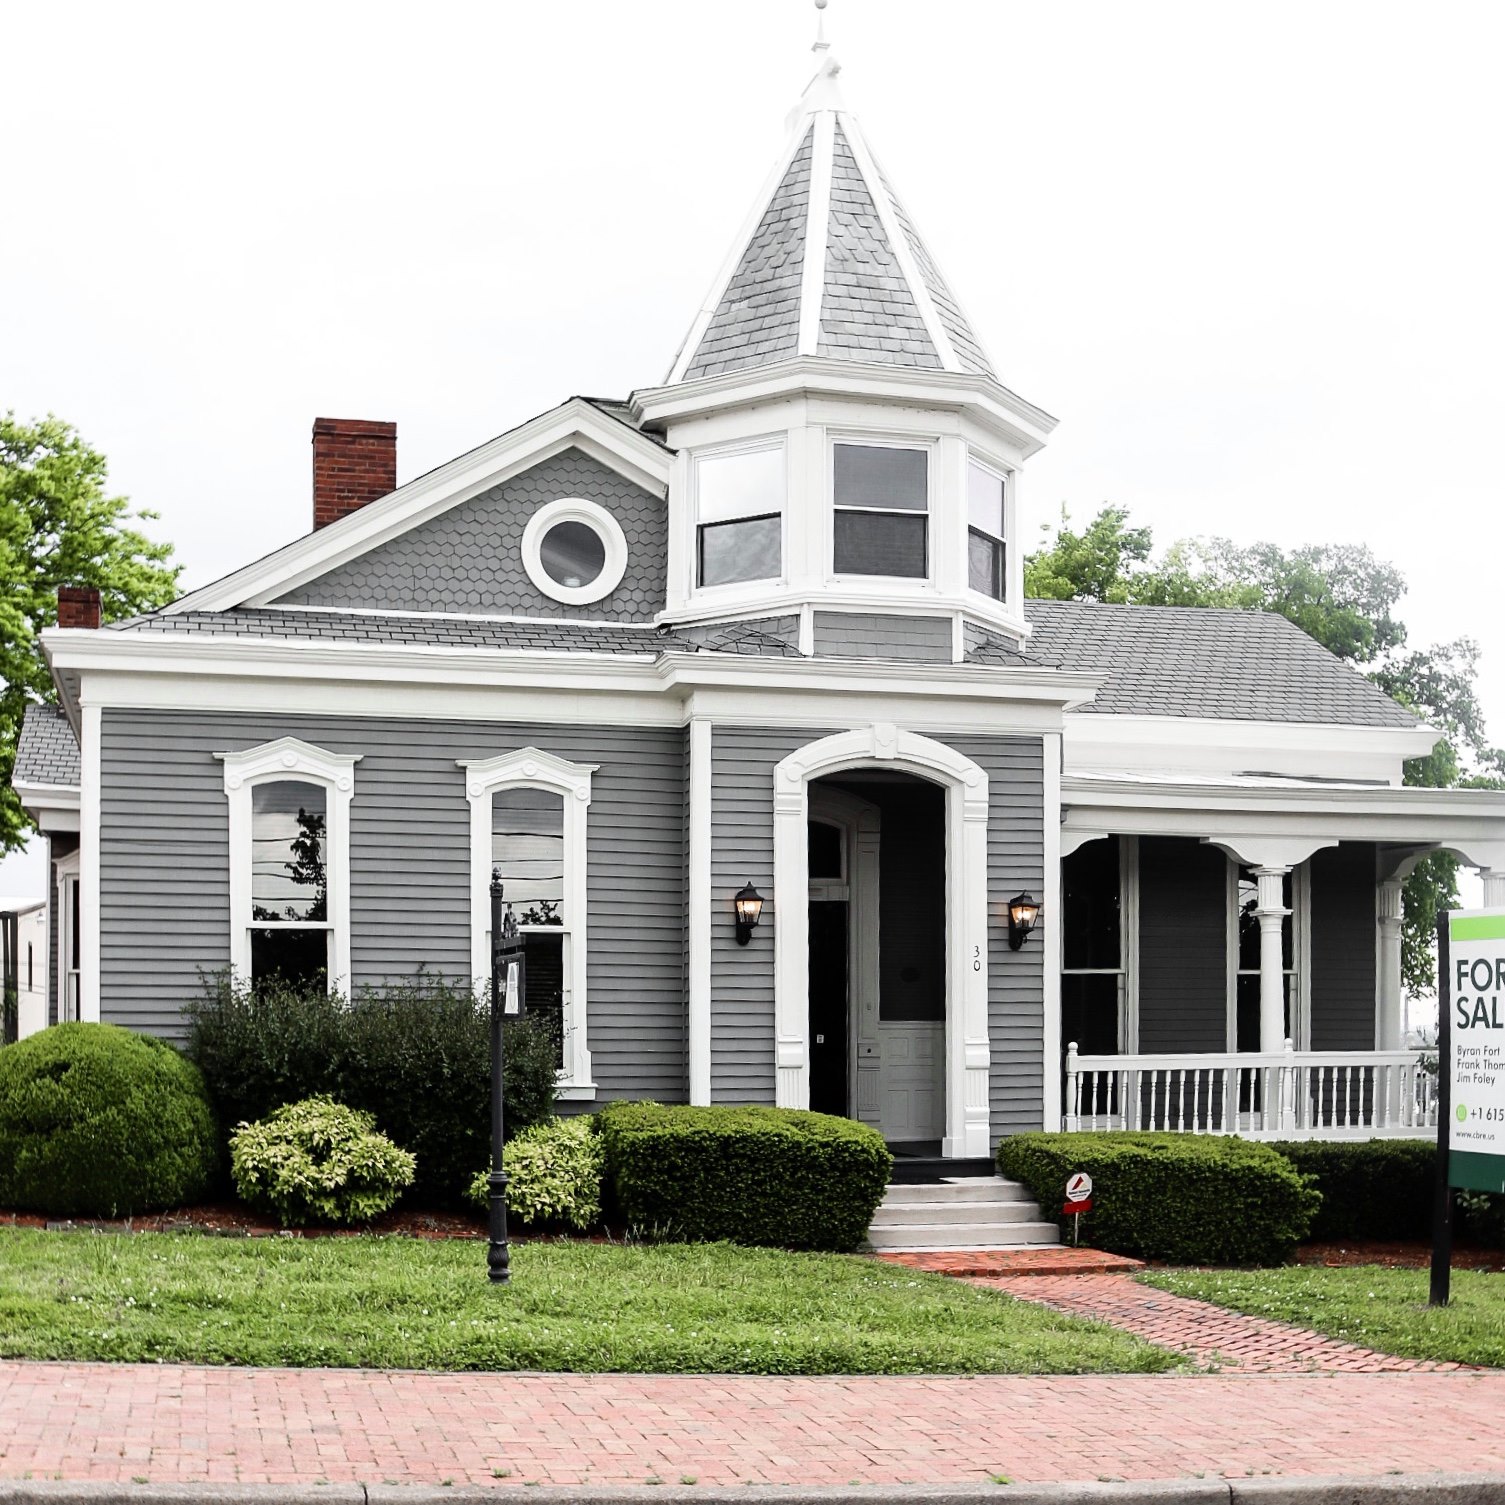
734, 881, 765, 945
1007, 892, 1041, 950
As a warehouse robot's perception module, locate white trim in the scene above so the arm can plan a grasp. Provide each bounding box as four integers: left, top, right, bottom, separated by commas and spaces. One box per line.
13, 779, 81, 833
688, 719, 713, 1105
55, 846, 81, 1025
772, 725, 991, 1158
1122, 835, 1142, 1051
168, 400, 670, 616
519, 497, 629, 606
1223, 857, 1309, 1053
1041, 730, 1063, 1130
797, 110, 836, 357
217, 738, 359, 991
460, 746, 596, 1095
78, 702, 100, 1022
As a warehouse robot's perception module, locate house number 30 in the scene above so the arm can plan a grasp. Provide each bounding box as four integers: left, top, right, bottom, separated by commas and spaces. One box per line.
973, 945, 982, 972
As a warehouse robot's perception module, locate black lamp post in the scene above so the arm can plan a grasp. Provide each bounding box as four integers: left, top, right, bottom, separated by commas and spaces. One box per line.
488, 868, 526, 1284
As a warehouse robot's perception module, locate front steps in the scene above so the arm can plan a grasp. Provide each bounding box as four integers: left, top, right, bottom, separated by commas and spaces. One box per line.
865, 1174, 1061, 1252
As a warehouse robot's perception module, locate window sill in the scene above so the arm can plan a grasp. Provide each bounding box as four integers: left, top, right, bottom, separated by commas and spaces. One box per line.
555, 1080, 598, 1102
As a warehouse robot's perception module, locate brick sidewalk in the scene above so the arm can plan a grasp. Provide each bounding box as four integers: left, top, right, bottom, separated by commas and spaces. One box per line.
976, 1273, 1472, 1373
5, 1361, 1505, 1486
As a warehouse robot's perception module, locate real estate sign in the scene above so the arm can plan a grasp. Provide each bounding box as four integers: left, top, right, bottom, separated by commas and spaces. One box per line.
1448, 909, 1505, 1195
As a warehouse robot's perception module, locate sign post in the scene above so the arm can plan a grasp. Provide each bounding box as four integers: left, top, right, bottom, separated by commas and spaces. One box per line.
1432, 907, 1505, 1307
1063, 1172, 1093, 1247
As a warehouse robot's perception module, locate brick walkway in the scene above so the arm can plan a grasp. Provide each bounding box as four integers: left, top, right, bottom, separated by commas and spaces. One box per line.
976, 1272, 1472, 1373
5, 1361, 1505, 1485
879, 1247, 1144, 1278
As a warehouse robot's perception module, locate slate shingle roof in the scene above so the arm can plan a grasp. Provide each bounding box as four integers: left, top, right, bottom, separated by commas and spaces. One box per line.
1019, 599, 1421, 729
14, 704, 80, 787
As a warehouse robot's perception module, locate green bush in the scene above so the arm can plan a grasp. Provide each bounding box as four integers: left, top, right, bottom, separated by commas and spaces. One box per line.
466, 1115, 605, 1230
597, 1102, 891, 1252
0, 1022, 218, 1217
230, 1096, 415, 1226
1269, 1140, 1433, 1241
184, 974, 558, 1204
998, 1131, 1320, 1265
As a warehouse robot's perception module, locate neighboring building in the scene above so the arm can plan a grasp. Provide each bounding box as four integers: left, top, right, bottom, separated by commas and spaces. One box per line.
12, 46, 1505, 1157
1, 896, 49, 1041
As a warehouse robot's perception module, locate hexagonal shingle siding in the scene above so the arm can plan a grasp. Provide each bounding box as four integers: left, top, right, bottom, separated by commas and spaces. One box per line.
274, 449, 666, 621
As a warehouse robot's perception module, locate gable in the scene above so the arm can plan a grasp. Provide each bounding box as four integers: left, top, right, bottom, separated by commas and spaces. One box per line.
271, 448, 666, 622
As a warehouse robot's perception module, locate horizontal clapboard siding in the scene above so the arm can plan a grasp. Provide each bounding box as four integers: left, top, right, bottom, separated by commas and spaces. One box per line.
948, 734, 1046, 1140
98, 709, 687, 1100
812, 612, 952, 661
1310, 842, 1378, 1051
1138, 836, 1228, 1052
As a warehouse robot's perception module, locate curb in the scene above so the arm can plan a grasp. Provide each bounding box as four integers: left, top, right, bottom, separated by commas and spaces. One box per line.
2, 1477, 1504, 1505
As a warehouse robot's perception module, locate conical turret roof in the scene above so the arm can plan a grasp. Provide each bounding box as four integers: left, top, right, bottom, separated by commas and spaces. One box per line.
667, 56, 997, 386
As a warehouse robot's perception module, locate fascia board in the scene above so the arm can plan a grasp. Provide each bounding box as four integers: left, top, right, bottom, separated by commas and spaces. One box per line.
633, 359, 1057, 454
1064, 711, 1440, 763
165, 400, 673, 615
1063, 773, 1505, 820
12, 781, 82, 835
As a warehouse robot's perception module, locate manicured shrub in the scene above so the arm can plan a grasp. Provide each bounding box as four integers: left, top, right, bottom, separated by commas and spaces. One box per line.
466, 1115, 605, 1231
998, 1131, 1320, 1265
184, 974, 558, 1204
230, 1096, 415, 1226
0, 1022, 217, 1217
1269, 1139, 1433, 1241
597, 1102, 891, 1252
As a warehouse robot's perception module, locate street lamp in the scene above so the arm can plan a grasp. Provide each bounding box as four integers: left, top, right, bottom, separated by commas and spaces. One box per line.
488, 868, 526, 1284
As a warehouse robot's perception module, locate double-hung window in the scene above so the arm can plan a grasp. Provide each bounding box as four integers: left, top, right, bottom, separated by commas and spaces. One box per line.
463, 747, 596, 1097
832, 441, 929, 578
695, 443, 784, 588
967, 459, 1008, 600
1061, 836, 1134, 1058
220, 738, 358, 993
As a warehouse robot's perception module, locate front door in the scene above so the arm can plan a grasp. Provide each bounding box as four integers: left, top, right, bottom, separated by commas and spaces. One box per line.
808, 899, 849, 1116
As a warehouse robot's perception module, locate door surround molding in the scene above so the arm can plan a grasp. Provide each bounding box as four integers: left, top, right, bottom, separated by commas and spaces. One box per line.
773, 724, 991, 1158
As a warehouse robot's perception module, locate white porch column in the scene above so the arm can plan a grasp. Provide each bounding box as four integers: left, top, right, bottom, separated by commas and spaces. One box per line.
1376, 878, 1405, 1050
1481, 869, 1505, 908
1253, 866, 1291, 1053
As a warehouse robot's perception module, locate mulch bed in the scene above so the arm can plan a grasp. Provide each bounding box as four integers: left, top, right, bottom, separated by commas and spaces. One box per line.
0, 1203, 492, 1240
1296, 1239, 1505, 1272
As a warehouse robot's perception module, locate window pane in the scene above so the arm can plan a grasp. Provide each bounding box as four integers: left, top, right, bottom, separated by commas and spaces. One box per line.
698, 446, 786, 524
251, 927, 329, 992
539, 520, 605, 588
1236, 867, 1293, 971
808, 820, 843, 880
968, 529, 1004, 599
492, 788, 565, 925
967, 461, 1005, 538
523, 930, 564, 1069
699, 515, 781, 586
1062, 972, 1121, 1055
833, 511, 927, 577
1063, 837, 1120, 970
1236, 973, 1292, 1052
252, 781, 328, 922
834, 444, 928, 512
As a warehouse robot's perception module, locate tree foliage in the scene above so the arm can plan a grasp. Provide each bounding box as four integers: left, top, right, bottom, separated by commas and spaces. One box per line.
1027, 506, 1504, 994
1, 414, 180, 852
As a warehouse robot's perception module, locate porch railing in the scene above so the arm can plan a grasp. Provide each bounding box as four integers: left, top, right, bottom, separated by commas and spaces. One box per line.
1063, 1041, 1438, 1140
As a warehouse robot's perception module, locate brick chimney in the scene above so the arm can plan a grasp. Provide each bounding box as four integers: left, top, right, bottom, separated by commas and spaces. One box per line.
312, 417, 397, 530
58, 586, 101, 629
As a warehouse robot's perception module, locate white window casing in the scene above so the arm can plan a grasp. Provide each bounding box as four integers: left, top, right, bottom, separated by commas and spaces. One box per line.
218, 738, 359, 993
461, 747, 597, 1098
691, 437, 788, 594
520, 497, 629, 607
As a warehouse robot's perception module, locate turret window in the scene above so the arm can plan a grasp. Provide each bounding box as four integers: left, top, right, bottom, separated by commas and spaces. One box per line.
832, 442, 928, 578
967, 460, 1007, 601
696, 443, 785, 588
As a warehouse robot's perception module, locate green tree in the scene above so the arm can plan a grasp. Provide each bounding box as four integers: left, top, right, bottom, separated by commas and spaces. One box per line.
1027, 506, 1504, 994
1, 413, 180, 852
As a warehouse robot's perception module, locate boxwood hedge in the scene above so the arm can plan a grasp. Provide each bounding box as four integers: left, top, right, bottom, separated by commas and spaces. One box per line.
1268, 1139, 1433, 1241
597, 1102, 891, 1252
998, 1131, 1319, 1265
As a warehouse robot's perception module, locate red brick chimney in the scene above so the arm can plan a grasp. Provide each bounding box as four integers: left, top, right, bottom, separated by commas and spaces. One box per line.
312, 418, 397, 530
58, 586, 101, 629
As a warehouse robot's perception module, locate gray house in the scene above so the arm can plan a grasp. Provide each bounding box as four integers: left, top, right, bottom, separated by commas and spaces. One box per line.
15, 52, 1505, 1162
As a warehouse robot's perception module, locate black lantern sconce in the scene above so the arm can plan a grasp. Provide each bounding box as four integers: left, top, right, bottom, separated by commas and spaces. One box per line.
1007, 892, 1041, 950
733, 881, 765, 945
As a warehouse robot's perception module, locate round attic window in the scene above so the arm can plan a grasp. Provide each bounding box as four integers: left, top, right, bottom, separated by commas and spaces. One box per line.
521, 497, 628, 606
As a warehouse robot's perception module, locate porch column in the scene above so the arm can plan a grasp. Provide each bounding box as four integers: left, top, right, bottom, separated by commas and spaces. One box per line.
1481, 868, 1505, 908
1253, 866, 1290, 1053
1376, 878, 1404, 1050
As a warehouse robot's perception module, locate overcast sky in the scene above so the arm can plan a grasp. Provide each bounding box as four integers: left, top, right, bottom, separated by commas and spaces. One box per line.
3, 0, 1502, 897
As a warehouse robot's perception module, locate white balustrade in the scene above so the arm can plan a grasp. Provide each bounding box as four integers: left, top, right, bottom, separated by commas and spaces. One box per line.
1062, 1040, 1438, 1140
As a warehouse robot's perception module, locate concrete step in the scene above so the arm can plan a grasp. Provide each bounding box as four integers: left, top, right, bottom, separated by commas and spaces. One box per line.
871, 1198, 1045, 1229
881, 1178, 1032, 1206
866, 1220, 1062, 1251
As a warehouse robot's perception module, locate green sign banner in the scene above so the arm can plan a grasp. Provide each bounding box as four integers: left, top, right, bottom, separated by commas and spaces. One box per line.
1448, 909, 1505, 1194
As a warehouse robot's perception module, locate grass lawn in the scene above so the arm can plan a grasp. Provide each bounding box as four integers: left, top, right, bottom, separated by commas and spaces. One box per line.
1140, 1266, 1505, 1368
0, 1229, 1175, 1375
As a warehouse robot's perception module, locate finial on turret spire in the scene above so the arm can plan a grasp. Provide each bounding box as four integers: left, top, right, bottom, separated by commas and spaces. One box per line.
812, 0, 830, 56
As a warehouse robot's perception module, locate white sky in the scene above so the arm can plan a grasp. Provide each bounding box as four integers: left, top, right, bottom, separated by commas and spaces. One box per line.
3, 0, 1502, 898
